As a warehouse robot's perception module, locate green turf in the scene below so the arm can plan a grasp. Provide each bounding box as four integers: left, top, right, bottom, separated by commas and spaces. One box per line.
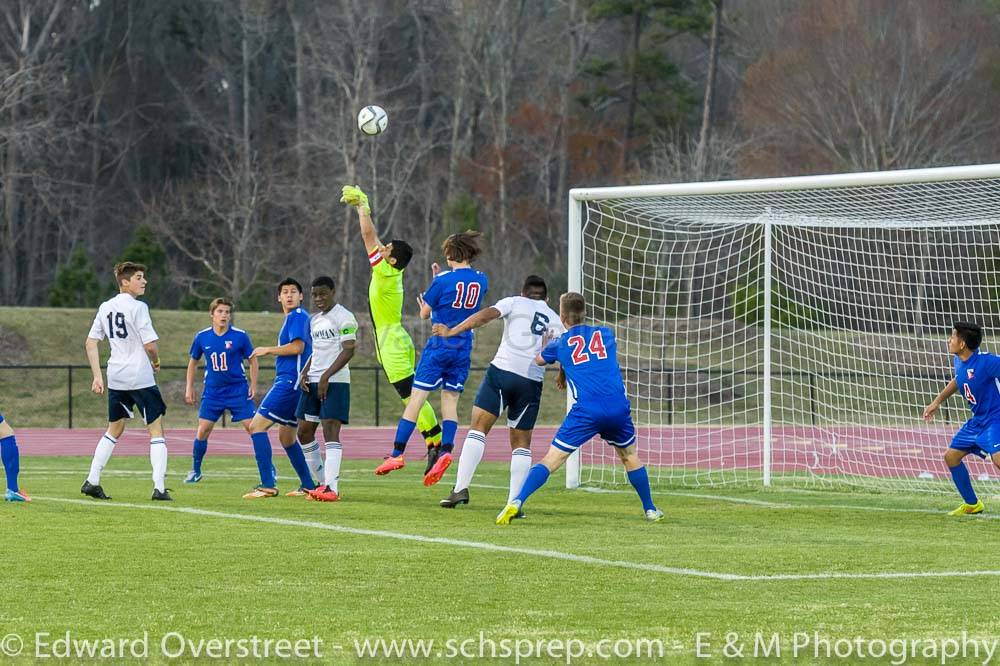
3, 455, 998, 664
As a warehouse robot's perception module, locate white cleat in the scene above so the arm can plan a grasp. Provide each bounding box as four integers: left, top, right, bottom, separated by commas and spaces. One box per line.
645, 508, 664, 522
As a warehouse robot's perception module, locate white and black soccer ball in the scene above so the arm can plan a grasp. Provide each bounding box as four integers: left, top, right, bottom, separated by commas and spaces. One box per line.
357, 105, 388, 136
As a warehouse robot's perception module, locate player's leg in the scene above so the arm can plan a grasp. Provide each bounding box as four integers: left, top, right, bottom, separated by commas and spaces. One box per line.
245, 381, 296, 496
502, 374, 544, 505
189, 391, 224, 483
507, 428, 534, 505
82, 390, 131, 500
0, 416, 28, 502
294, 386, 323, 489
497, 410, 593, 524
946, 422, 985, 515
610, 444, 661, 521
278, 420, 316, 494
380, 349, 441, 475
310, 385, 349, 502
423, 351, 470, 486
444, 407, 497, 506
382, 333, 442, 448
139, 387, 170, 500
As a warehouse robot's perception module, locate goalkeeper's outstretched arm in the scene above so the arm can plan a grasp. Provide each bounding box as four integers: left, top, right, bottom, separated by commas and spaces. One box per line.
923, 378, 958, 421
341, 185, 380, 253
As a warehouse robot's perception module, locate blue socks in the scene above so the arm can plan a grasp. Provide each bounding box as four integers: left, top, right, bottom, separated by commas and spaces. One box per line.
627, 466, 656, 512
441, 420, 458, 453
284, 441, 316, 489
192, 438, 208, 475
1, 435, 19, 492
392, 418, 417, 457
250, 432, 276, 488
515, 464, 551, 504
949, 462, 978, 504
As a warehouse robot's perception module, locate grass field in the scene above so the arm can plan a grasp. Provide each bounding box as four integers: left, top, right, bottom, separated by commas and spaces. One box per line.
4, 454, 1000, 664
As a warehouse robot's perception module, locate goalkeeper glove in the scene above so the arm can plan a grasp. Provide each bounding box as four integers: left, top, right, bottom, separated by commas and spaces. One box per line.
340, 185, 370, 214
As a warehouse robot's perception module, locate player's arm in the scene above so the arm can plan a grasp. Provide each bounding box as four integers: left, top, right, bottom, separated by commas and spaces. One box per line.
85, 336, 104, 394
923, 378, 957, 421
250, 339, 305, 359
317, 340, 356, 400
134, 304, 160, 372
535, 331, 561, 366
144, 341, 161, 373
432, 307, 501, 338
555, 367, 566, 390
298, 357, 313, 392
341, 185, 380, 252
247, 354, 259, 400
185, 358, 199, 405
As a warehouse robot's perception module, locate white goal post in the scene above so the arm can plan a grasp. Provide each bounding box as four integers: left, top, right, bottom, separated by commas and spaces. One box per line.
566, 163, 1000, 492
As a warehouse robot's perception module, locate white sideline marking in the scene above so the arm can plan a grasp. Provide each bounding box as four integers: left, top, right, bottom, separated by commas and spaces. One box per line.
22, 470, 994, 518
30, 496, 1000, 582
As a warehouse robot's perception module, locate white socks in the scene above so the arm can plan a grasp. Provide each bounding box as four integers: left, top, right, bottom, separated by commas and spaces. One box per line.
87, 433, 117, 485
150, 437, 168, 492
324, 442, 343, 491
301, 440, 323, 481
509, 447, 532, 503
453, 430, 487, 492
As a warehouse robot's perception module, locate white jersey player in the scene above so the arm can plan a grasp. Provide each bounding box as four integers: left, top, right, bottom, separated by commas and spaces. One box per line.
295, 277, 358, 503
82, 261, 171, 501
430, 275, 564, 512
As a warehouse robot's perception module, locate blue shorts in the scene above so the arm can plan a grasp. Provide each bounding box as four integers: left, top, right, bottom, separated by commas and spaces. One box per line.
474, 365, 543, 430
552, 402, 636, 453
199, 383, 256, 423
414, 344, 471, 393
950, 420, 1000, 458
108, 387, 167, 424
0, 412, 4, 424
296, 382, 350, 424
256, 379, 300, 427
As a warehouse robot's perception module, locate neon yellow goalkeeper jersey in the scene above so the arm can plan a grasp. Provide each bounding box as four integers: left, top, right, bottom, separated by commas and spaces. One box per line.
367, 248, 404, 330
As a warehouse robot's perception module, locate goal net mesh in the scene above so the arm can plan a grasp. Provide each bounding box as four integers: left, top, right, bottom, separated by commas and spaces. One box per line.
577, 173, 1000, 492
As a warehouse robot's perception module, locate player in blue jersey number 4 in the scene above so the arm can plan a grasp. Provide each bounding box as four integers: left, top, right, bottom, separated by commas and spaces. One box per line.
924, 321, 1000, 516
496, 292, 663, 525
183, 298, 259, 483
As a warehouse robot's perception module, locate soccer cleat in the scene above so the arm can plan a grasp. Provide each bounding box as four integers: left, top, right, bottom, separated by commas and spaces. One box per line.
81, 481, 111, 500
308, 485, 340, 502
424, 445, 441, 475
285, 486, 312, 497
242, 486, 278, 499
375, 455, 405, 476
184, 471, 203, 484
948, 500, 984, 516
423, 452, 453, 487
4, 489, 30, 503
495, 499, 523, 525
151, 488, 173, 501
645, 508, 665, 522
439, 487, 470, 508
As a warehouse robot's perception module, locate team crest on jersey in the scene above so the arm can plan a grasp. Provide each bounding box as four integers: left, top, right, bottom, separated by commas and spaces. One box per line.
968, 368, 975, 379
225, 340, 233, 349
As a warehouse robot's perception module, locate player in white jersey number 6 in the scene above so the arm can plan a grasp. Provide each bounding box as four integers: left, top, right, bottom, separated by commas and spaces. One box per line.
433, 275, 564, 513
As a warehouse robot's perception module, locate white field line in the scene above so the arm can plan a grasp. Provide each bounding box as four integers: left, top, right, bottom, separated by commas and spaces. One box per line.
20, 470, 988, 518
29, 496, 1000, 582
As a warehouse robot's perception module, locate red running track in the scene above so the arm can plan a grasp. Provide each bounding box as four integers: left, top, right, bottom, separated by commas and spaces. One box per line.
14, 424, 998, 480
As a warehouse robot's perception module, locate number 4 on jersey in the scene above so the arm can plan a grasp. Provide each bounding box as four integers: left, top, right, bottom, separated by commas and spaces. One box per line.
964, 382, 977, 405
568, 330, 608, 365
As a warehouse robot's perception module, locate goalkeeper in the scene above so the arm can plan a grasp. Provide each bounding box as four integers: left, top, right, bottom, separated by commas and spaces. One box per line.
341, 186, 443, 471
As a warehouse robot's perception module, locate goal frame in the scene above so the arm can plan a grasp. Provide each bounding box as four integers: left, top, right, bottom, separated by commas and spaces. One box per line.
565, 162, 1000, 489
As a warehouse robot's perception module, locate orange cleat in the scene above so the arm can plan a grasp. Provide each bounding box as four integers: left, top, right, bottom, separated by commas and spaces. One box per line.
375, 455, 405, 476
308, 485, 341, 502
423, 452, 453, 487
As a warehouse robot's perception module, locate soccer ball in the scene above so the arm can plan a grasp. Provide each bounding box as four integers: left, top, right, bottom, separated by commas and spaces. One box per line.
357, 105, 388, 135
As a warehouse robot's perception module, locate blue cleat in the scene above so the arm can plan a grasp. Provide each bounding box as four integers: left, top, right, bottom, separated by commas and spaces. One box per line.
5, 489, 31, 503
184, 471, 203, 484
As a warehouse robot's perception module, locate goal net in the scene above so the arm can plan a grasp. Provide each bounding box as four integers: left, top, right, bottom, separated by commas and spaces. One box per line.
567, 164, 1000, 492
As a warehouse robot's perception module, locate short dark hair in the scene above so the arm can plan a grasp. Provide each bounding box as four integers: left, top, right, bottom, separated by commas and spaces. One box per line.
442, 230, 482, 263
277, 277, 303, 294
311, 276, 335, 290
522, 275, 547, 299
389, 240, 413, 270
954, 321, 984, 350
209, 297, 234, 314
560, 292, 586, 324
114, 261, 146, 285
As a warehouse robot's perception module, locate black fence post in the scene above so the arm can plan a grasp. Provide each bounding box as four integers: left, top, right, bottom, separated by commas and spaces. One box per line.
68, 365, 73, 429
374, 368, 380, 426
